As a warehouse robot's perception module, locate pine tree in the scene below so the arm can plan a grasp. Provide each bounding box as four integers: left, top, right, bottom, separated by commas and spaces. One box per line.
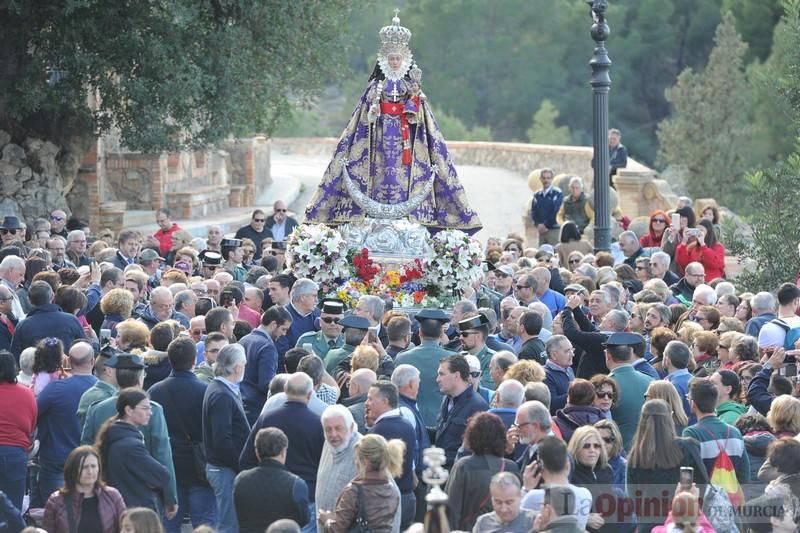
527, 99, 572, 145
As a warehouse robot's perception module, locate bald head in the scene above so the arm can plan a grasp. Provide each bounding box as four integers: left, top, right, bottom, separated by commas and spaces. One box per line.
69, 341, 94, 371
285, 372, 314, 402
531, 267, 551, 297
349, 368, 377, 397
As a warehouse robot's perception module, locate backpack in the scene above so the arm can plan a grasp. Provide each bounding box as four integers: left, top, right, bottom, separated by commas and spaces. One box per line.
700, 426, 745, 508
770, 318, 800, 350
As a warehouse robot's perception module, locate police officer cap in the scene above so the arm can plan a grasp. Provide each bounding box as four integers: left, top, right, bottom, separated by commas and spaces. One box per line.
416, 308, 450, 322
603, 332, 644, 348
339, 315, 370, 331
221, 238, 242, 248
321, 299, 345, 315
105, 352, 145, 370
458, 313, 489, 332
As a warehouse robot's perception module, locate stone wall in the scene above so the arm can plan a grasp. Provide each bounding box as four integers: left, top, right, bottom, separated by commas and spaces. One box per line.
0, 130, 70, 221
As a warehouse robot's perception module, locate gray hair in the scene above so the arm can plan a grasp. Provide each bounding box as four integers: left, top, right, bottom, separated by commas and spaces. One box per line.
286, 372, 314, 398
545, 334, 570, 358
650, 251, 671, 269
597, 267, 618, 288
601, 283, 621, 306
0, 255, 25, 274
715, 282, 736, 298
349, 368, 377, 394
453, 299, 478, 317
575, 263, 598, 283
391, 364, 420, 389
677, 196, 693, 208
527, 301, 553, 331
321, 404, 356, 429
66, 230, 85, 243
214, 344, 246, 377
692, 284, 717, 306
568, 176, 584, 190
358, 295, 385, 323
492, 351, 518, 373
524, 382, 551, 409
496, 379, 525, 408
490, 471, 521, 491
174, 289, 195, 313
649, 303, 672, 326
619, 231, 638, 245
478, 307, 498, 331
590, 289, 611, 306
605, 309, 630, 331
19, 347, 36, 375
290, 278, 319, 302
518, 400, 552, 430
751, 291, 776, 314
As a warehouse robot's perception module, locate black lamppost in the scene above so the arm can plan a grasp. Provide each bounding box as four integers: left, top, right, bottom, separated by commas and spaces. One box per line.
588, 0, 611, 252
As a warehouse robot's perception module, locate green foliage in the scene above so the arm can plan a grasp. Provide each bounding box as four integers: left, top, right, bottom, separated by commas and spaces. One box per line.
431, 107, 492, 142
655, 12, 751, 207
527, 99, 572, 145
723, 154, 800, 291
0, 1, 354, 151
722, 0, 783, 62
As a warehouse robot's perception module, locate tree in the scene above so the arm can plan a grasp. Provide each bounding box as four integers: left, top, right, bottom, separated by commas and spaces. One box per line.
723, 0, 783, 62
0, 1, 353, 176
527, 99, 572, 145
655, 12, 751, 208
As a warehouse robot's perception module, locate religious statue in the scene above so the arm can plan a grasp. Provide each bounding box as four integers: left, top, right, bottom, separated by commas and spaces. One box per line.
304, 11, 482, 234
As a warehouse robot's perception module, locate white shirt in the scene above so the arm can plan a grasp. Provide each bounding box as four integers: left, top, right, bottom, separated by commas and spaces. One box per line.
521, 484, 593, 530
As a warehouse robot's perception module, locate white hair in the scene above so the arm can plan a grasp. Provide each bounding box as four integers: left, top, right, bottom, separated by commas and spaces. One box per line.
0, 255, 25, 273
568, 176, 584, 190
391, 364, 420, 389
321, 404, 356, 429
496, 379, 525, 408
214, 344, 246, 377
751, 291, 777, 314
290, 278, 319, 302
650, 251, 671, 269
715, 282, 736, 298
692, 284, 717, 306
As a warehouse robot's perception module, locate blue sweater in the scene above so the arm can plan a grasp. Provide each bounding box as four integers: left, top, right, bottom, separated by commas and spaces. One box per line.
202, 378, 251, 472
238, 329, 277, 424
531, 187, 564, 228
370, 413, 417, 494
37, 374, 97, 465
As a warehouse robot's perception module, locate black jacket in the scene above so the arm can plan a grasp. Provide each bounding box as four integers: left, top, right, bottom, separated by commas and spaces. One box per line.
101, 421, 170, 511
202, 379, 251, 472
148, 370, 209, 486
553, 405, 605, 443
435, 386, 489, 468
9, 304, 85, 360
233, 457, 310, 532
560, 307, 610, 379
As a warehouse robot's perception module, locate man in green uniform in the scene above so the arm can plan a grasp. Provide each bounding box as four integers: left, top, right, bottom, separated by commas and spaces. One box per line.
221, 238, 247, 282
395, 309, 453, 429
296, 299, 345, 359
459, 312, 497, 390
324, 314, 370, 374
76, 345, 119, 426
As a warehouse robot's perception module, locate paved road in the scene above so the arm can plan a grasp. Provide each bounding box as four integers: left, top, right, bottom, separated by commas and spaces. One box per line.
273, 153, 532, 242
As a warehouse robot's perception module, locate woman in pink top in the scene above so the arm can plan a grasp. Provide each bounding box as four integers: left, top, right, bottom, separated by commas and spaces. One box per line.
0, 350, 38, 510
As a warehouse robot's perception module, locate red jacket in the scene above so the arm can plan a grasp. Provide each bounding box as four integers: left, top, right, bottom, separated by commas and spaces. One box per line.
675, 242, 726, 281
43, 487, 126, 533
152, 223, 181, 256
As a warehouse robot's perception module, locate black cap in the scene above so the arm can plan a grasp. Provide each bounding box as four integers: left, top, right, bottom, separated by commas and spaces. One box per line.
602, 332, 644, 348
221, 238, 242, 248
0, 216, 23, 230
321, 299, 345, 315
105, 353, 145, 370
339, 315, 370, 330
458, 314, 490, 332
416, 308, 450, 322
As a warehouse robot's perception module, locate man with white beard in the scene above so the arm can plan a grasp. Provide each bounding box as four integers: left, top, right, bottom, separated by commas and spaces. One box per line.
315, 405, 362, 529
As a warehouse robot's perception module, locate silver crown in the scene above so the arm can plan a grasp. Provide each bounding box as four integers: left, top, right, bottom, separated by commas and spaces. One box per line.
379, 10, 411, 48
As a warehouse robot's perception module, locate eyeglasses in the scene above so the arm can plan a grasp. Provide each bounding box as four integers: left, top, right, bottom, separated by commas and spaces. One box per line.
321, 317, 341, 324
0, 297, 12, 302
596, 391, 614, 399
275, 209, 287, 213
461, 331, 480, 337
469, 371, 481, 378
569, 259, 581, 264
0, 229, 18, 235
602, 436, 615, 444
514, 284, 531, 289
652, 218, 667, 223
582, 442, 602, 450
50, 215, 65, 221
253, 218, 265, 222
512, 421, 533, 429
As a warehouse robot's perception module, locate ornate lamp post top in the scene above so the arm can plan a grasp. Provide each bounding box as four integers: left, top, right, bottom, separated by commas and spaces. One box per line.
588, 0, 610, 43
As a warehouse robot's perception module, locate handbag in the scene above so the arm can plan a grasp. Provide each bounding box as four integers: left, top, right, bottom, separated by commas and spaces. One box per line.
352, 483, 372, 533
164, 385, 207, 483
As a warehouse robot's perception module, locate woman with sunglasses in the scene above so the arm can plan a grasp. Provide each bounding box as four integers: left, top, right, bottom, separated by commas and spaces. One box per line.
595, 419, 627, 496
640, 210, 669, 249
589, 374, 618, 420
627, 399, 707, 533
567, 426, 615, 532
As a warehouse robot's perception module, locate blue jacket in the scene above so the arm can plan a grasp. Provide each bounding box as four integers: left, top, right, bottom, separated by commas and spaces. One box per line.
37, 374, 97, 465
632, 358, 660, 380
544, 359, 575, 415
370, 413, 417, 494
239, 400, 324, 501
202, 378, 251, 472
747, 365, 775, 416
10, 304, 85, 360
666, 368, 693, 422
399, 394, 431, 476
539, 289, 566, 318
274, 304, 319, 365
435, 386, 489, 468
531, 187, 564, 228
148, 370, 209, 487
239, 329, 278, 424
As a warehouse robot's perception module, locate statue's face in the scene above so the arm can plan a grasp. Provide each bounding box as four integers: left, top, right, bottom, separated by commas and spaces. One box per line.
387, 53, 403, 71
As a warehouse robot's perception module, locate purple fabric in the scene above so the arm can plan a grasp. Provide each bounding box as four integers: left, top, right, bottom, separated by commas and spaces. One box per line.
304, 77, 482, 233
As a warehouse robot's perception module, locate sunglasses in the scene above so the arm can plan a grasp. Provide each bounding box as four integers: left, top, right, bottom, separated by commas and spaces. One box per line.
320, 317, 341, 324
0, 229, 18, 235
569, 259, 581, 264
596, 391, 614, 399
469, 371, 481, 378
253, 218, 266, 223
514, 284, 532, 289
582, 442, 603, 450
602, 436, 615, 444
652, 218, 667, 223
50, 216, 65, 221
275, 209, 287, 213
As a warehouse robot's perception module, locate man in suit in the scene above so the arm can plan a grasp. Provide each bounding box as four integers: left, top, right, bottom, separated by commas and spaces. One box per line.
606, 332, 654, 449
530, 167, 563, 246
435, 354, 488, 468
560, 294, 629, 379
395, 309, 453, 429
265, 200, 299, 242
111, 229, 141, 270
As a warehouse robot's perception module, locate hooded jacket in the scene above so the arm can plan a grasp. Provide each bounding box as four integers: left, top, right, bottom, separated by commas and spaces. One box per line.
640, 210, 668, 248
716, 400, 747, 425
553, 404, 605, 443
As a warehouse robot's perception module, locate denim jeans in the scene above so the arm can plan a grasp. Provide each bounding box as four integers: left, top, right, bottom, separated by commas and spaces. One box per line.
163, 484, 218, 533
36, 460, 64, 508
206, 464, 237, 533
301, 502, 316, 533
0, 446, 27, 511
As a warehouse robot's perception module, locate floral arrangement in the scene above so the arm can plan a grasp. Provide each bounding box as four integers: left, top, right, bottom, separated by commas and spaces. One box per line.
424, 229, 484, 293
286, 224, 352, 284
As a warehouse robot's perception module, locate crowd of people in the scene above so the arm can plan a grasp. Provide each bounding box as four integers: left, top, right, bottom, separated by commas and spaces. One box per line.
0, 189, 799, 533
